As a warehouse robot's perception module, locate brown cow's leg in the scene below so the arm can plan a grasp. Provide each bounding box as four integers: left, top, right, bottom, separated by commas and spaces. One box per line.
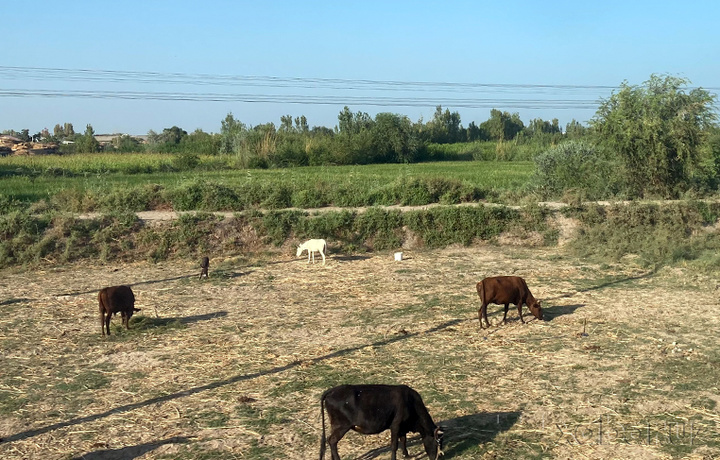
105, 313, 112, 336
479, 304, 490, 328
518, 303, 525, 323
503, 303, 510, 324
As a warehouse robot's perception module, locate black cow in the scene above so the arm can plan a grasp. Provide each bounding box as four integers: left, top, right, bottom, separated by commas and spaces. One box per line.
319, 384, 444, 460
98, 285, 140, 336
476, 275, 543, 328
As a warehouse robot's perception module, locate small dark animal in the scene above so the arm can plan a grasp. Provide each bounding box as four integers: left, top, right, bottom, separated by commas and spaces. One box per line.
200, 256, 210, 279
319, 384, 444, 460
98, 285, 141, 336
476, 276, 543, 328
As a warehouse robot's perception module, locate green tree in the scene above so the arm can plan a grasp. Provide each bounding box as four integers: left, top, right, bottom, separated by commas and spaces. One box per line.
426, 106, 463, 144
479, 109, 524, 141
371, 112, 419, 163
565, 119, 588, 139
76, 124, 100, 153
591, 74, 717, 197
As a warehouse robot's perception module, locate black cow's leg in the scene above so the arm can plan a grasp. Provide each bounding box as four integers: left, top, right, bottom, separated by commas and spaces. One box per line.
328, 426, 350, 460
503, 303, 510, 324
399, 434, 409, 457
390, 427, 400, 460
105, 313, 112, 336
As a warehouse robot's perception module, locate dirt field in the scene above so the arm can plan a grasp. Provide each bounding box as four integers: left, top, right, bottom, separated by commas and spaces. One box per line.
1, 245, 719, 460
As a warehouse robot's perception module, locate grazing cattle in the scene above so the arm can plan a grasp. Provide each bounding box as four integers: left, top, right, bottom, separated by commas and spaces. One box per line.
476, 276, 543, 329
98, 285, 141, 336
199, 256, 210, 279
297, 238, 327, 265
319, 384, 444, 460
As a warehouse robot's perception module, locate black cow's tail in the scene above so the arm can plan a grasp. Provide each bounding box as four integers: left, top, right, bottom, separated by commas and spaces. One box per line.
319, 391, 327, 460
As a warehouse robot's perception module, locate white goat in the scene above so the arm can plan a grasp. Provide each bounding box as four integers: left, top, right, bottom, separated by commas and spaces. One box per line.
296, 238, 327, 265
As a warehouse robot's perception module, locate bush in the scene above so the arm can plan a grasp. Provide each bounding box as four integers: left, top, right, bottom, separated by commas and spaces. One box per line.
532, 141, 623, 200
569, 202, 720, 266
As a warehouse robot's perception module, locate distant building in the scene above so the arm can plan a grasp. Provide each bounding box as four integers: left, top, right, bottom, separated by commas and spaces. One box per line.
94, 134, 149, 145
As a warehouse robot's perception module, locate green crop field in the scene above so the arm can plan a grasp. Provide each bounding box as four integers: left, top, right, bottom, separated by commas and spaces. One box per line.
0, 155, 535, 211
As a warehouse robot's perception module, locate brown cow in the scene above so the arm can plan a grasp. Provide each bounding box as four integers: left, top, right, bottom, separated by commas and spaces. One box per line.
199, 256, 210, 279
98, 285, 141, 336
476, 276, 543, 328
319, 384, 444, 460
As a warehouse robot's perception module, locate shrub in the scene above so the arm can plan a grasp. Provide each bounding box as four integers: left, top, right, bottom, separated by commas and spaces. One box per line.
569, 202, 720, 266
532, 141, 623, 200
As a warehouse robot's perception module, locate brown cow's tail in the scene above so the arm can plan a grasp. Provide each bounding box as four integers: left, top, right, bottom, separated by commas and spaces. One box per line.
319, 391, 328, 460
98, 290, 105, 335
476, 280, 484, 302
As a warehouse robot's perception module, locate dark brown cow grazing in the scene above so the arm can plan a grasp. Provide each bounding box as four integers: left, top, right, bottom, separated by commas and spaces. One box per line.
199, 256, 210, 279
476, 276, 543, 329
319, 384, 444, 460
98, 285, 141, 336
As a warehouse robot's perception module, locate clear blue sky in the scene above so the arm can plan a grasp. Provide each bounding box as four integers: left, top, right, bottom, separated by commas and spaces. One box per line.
2, 0, 719, 135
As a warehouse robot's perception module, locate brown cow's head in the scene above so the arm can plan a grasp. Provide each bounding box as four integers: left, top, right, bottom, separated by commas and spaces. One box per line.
529, 300, 543, 321
128, 307, 141, 321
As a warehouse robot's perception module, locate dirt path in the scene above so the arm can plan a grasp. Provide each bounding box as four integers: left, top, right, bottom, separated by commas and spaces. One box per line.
74, 199, 717, 223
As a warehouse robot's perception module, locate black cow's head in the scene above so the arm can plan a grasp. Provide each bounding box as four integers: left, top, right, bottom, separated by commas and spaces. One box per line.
423, 426, 444, 459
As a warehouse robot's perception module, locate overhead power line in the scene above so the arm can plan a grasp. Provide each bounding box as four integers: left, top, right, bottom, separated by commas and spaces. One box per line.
0, 89, 601, 109
2, 65, 715, 110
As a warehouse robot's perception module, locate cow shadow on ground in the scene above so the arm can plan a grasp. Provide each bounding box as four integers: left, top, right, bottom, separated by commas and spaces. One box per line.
353, 411, 521, 460
133, 311, 228, 329
543, 303, 586, 321
203, 269, 251, 280
2, 318, 464, 444
69, 436, 190, 460
439, 411, 521, 458
333, 255, 372, 262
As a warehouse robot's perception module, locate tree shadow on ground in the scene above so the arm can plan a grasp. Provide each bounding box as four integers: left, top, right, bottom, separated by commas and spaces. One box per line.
0, 298, 32, 307
70, 436, 190, 460
352, 411, 521, 460
56, 275, 196, 297
2, 318, 464, 443
543, 303, 586, 321
544, 270, 656, 302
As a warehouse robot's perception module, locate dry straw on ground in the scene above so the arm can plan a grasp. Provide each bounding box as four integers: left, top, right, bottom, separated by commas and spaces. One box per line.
0, 245, 719, 459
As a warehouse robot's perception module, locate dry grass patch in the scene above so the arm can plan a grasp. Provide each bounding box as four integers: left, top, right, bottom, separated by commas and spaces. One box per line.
0, 246, 719, 459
